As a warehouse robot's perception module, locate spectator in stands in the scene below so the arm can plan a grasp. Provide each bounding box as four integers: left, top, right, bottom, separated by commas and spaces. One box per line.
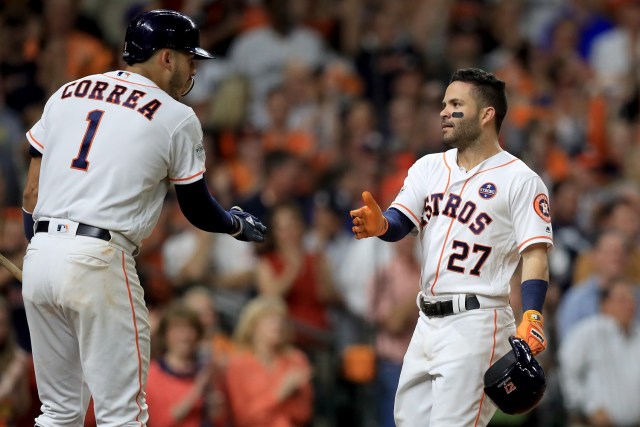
238, 150, 302, 222
548, 178, 591, 293
146, 303, 219, 427
225, 296, 313, 427
228, 0, 327, 128
556, 230, 640, 342
0, 295, 30, 424
573, 196, 640, 284
182, 286, 236, 368
262, 84, 316, 161
0, 208, 25, 292
256, 201, 341, 350
0, 208, 31, 354
367, 237, 420, 427
161, 199, 257, 326
256, 200, 342, 425
535, 0, 613, 60
353, 8, 422, 123
0, 97, 25, 206
39, 0, 113, 95
589, 0, 640, 101
162, 204, 215, 291
306, 187, 368, 353
559, 279, 640, 427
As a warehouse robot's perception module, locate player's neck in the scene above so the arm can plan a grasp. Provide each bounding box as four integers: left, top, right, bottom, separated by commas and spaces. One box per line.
124, 64, 164, 89
456, 138, 502, 172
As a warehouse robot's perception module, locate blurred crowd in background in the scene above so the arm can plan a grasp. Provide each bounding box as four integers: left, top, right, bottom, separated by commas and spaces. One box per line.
1, 0, 640, 426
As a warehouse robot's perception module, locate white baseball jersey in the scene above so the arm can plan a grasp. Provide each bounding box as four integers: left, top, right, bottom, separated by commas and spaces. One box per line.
390, 148, 553, 298
26, 70, 206, 246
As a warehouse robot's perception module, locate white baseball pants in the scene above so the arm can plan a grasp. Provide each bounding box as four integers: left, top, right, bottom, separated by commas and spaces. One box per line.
394, 307, 515, 427
22, 228, 150, 427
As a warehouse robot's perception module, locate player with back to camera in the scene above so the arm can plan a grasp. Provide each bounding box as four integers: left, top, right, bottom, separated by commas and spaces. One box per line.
20, 9, 266, 427
350, 68, 552, 426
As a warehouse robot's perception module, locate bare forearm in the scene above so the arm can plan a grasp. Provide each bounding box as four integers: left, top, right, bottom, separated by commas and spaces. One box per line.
520, 244, 549, 282
23, 157, 41, 212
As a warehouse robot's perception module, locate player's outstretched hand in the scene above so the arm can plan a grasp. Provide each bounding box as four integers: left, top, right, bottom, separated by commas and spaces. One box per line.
350, 191, 388, 239
229, 206, 267, 242
515, 310, 547, 355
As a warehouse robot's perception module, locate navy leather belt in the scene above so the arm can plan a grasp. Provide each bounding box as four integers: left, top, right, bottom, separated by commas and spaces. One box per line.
35, 221, 111, 242
420, 295, 481, 317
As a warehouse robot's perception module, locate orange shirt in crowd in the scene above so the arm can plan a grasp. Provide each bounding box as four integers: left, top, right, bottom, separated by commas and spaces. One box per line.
65, 32, 114, 80
145, 359, 205, 427
262, 130, 315, 159
225, 348, 313, 427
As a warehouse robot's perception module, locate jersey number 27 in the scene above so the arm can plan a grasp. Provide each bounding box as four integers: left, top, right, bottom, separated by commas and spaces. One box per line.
447, 240, 492, 276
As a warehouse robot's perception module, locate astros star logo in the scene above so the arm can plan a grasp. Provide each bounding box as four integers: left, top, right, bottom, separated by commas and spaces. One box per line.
540, 199, 549, 215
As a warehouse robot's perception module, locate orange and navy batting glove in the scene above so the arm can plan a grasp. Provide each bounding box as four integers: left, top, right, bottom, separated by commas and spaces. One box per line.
350, 191, 388, 239
515, 310, 546, 355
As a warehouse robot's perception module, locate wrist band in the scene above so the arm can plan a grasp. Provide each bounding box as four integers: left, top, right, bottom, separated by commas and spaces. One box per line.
521, 279, 548, 313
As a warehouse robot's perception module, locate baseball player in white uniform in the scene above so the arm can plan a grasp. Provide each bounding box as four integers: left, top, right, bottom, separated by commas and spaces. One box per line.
350, 68, 552, 426
21, 10, 266, 427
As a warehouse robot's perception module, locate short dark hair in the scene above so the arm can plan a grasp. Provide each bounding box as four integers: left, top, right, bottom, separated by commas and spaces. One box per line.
450, 68, 508, 133
156, 303, 204, 354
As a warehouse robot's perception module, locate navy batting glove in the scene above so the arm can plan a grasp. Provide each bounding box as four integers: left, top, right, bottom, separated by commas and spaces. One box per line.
229, 206, 267, 242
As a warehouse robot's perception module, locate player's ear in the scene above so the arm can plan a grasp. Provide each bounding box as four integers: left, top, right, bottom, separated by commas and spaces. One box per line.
158, 49, 173, 71
481, 106, 495, 127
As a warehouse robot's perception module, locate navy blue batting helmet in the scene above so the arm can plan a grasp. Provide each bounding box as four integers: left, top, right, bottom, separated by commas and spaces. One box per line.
483, 336, 546, 415
123, 9, 214, 65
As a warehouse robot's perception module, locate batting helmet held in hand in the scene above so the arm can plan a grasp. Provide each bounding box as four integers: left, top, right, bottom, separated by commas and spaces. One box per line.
483, 336, 546, 415
123, 9, 214, 65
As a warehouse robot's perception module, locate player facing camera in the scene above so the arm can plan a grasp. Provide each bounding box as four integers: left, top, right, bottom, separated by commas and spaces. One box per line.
350, 67, 552, 426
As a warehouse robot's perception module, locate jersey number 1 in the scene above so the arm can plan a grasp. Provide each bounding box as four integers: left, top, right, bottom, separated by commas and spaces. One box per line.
71, 109, 104, 171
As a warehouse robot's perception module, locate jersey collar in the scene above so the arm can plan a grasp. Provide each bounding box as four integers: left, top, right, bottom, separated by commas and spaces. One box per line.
447, 148, 513, 178
103, 70, 160, 89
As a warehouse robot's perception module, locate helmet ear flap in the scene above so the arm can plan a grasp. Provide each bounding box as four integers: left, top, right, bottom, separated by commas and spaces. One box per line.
509, 336, 531, 361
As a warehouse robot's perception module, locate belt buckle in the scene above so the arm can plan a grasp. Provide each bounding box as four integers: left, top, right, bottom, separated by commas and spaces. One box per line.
420, 298, 441, 317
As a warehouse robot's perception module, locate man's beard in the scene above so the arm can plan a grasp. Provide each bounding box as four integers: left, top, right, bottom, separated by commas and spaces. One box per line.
168, 71, 190, 99
443, 114, 482, 151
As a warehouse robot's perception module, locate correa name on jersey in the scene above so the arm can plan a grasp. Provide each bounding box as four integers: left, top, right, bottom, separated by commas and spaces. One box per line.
422, 192, 493, 235
60, 79, 163, 121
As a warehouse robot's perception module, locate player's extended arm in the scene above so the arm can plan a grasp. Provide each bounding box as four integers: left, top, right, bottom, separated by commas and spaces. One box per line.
350, 191, 414, 241
174, 178, 266, 242
516, 243, 550, 355
22, 155, 41, 241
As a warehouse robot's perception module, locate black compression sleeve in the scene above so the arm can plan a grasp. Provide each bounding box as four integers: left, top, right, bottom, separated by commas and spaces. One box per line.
28, 145, 42, 157
174, 178, 236, 233
379, 207, 415, 242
